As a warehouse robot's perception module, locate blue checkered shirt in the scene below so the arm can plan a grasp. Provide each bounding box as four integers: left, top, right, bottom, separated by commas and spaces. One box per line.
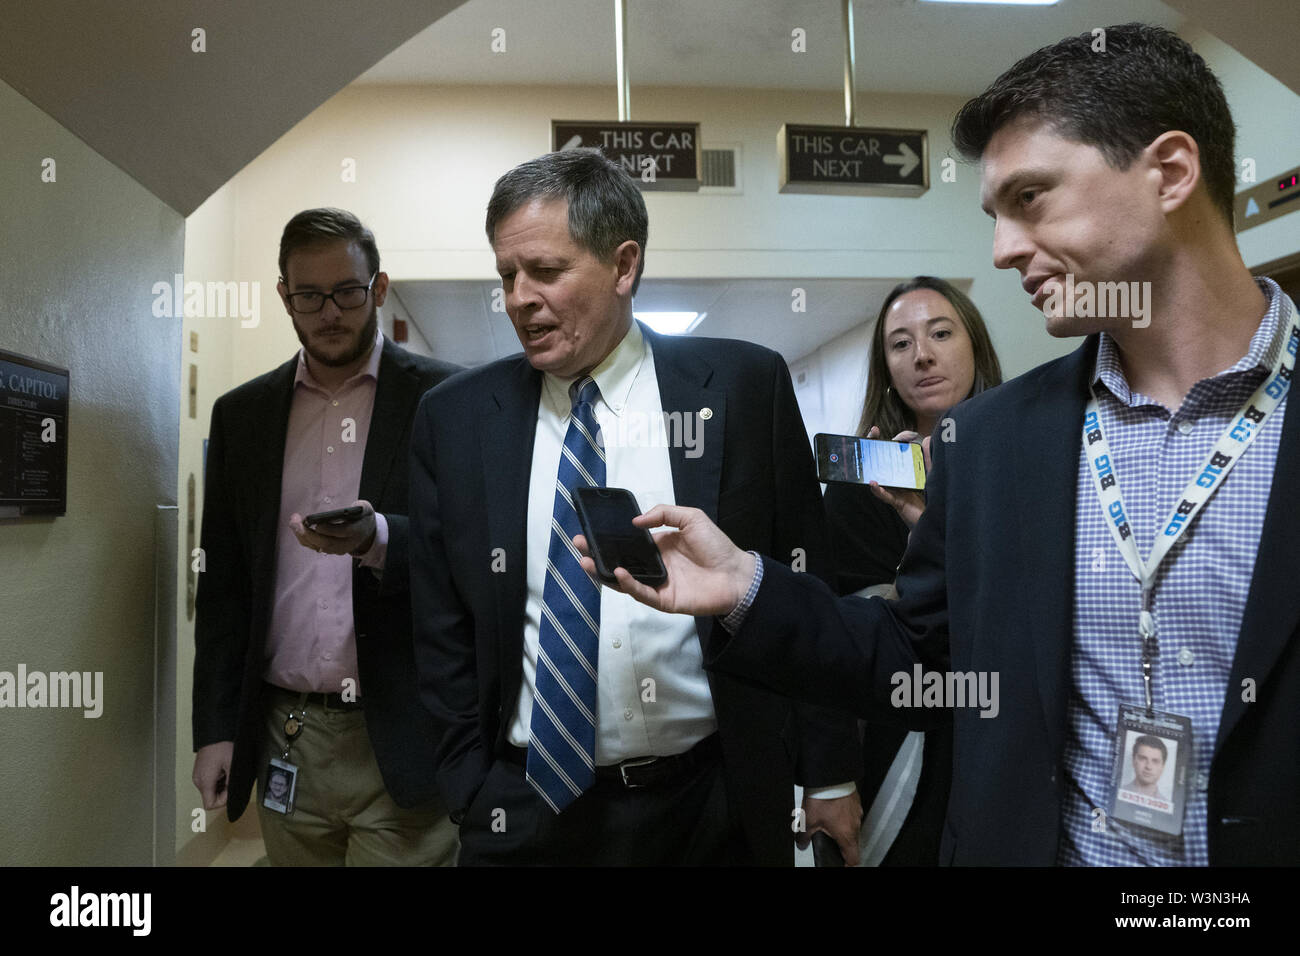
1057, 277, 1292, 866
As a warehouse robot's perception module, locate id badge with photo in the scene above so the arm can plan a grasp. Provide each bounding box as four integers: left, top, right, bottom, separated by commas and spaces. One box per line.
1108, 705, 1191, 837
262, 757, 299, 816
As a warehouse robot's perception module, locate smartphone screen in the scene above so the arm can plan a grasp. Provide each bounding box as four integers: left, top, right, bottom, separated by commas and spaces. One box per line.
814, 433, 925, 491
572, 487, 668, 586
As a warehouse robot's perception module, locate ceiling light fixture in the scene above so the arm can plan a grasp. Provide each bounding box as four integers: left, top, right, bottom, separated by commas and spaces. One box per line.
920, 0, 1059, 6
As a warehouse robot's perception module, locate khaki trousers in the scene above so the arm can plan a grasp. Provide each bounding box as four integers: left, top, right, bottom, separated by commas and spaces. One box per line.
256, 685, 457, 866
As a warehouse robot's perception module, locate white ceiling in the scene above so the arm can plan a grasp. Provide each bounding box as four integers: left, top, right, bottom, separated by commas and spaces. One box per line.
357, 0, 1185, 95
1, 1, 1294, 220
389, 276, 968, 366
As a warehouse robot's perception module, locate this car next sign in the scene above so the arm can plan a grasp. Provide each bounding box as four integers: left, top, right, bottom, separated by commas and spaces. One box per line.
778, 123, 928, 197
552, 120, 702, 192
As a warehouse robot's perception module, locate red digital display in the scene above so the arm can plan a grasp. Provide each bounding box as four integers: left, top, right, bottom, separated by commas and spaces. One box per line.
1280, 174, 1299, 192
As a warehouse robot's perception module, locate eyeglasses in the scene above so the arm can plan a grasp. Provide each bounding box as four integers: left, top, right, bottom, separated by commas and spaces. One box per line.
284, 273, 377, 313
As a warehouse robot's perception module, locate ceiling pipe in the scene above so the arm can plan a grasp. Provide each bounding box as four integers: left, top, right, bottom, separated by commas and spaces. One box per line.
615, 0, 631, 121
842, 0, 857, 126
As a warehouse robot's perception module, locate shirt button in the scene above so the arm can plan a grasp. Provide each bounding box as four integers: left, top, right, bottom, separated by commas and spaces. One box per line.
332, 400, 339, 406
323, 496, 332, 503
1177, 420, 1194, 435
612, 639, 622, 649
323, 652, 332, 661
327, 446, 335, 453
1196, 772, 1209, 791
1178, 647, 1194, 666
623, 709, 633, 720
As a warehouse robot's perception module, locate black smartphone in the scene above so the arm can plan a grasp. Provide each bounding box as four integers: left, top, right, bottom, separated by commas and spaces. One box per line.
303, 505, 365, 527
572, 487, 668, 587
814, 432, 926, 490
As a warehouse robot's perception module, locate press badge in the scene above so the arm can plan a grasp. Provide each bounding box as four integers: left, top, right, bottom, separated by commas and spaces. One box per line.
1108, 705, 1191, 837
262, 757, 299, 815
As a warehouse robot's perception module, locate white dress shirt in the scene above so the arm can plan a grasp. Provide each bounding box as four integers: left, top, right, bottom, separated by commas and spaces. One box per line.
507, 321, 719, 762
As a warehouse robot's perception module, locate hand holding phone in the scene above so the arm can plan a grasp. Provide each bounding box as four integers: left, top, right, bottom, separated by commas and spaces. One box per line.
303, 505, 365, 527
817, 430, 932, 529
572, 487, 668, 587
291, 501, 377, 557
815, 432, 926, 490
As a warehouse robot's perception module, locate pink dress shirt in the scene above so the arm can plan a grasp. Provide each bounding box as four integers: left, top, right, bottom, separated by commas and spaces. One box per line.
264, 328, 389, 695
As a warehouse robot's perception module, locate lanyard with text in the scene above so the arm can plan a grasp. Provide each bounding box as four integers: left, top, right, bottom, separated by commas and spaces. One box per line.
1083, 312, 1299, 714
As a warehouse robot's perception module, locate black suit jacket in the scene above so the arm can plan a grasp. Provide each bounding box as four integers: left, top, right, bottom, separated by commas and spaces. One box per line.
824, 482, 950, 865
193, 337, 460, 821
409, 323, 859, 865
710, 334, 1300, 865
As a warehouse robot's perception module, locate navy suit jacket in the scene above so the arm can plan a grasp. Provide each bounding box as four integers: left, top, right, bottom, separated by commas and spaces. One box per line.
193, 337, 460, 820
409, 322, 859, 865
709, 334, 1300, 865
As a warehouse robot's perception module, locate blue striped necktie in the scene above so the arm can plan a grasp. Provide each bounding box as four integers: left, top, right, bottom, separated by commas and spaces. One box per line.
527, 375, 605, 812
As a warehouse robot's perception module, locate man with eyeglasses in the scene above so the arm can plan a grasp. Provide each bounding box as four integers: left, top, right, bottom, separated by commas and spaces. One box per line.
192, 207, 461, 865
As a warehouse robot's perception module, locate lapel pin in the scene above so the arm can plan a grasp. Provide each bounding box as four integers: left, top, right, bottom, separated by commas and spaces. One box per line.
699, 407, 713, 420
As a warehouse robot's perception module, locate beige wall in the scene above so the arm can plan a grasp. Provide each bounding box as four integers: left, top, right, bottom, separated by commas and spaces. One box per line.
174, 179, 241, 858
0, 77, 183, 865
200, 81, 1075, 395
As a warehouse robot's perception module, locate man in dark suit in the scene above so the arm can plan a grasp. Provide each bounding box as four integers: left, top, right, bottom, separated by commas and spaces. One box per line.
409, 149, 861, 865
192, 208, 460, 865
585, 24, 1300, 866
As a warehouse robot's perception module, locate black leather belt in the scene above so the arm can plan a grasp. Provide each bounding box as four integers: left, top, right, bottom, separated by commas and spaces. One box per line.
504, 733, 720, 790
265, 682, 363, 711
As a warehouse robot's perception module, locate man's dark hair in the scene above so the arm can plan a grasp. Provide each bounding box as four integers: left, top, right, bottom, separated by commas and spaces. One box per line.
485, 148, 649, 295
1133, 735, 1168, 761
951, 23, 1237, 227
278, 208, 380, 282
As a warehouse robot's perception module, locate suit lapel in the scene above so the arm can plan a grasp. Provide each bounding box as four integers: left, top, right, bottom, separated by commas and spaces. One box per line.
1014, 338, 1095, 761
484, 358, 542, 713
643, 326, 724, 519
1218, 376, 1300, 755
358, 338, 417, 504
642, 325, 730, 682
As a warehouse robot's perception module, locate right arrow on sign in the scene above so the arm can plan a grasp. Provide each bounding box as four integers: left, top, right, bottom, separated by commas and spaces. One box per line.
884, 142, 919, 178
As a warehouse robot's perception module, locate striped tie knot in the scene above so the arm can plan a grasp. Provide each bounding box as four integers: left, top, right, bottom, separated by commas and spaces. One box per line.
570, 376, 604, 451
571, 375, 601, 410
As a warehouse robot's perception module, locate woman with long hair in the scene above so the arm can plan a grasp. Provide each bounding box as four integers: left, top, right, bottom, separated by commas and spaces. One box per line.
825, 276, 1002, 865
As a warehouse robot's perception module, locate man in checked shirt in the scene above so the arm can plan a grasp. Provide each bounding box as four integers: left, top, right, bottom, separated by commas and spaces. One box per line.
582, 23, 1300, 865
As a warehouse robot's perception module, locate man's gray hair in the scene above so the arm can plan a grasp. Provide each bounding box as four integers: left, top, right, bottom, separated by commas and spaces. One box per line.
485, 148, 649, 295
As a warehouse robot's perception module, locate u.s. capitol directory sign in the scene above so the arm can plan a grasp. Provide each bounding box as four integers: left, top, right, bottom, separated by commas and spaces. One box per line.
0, 349, 68, 516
